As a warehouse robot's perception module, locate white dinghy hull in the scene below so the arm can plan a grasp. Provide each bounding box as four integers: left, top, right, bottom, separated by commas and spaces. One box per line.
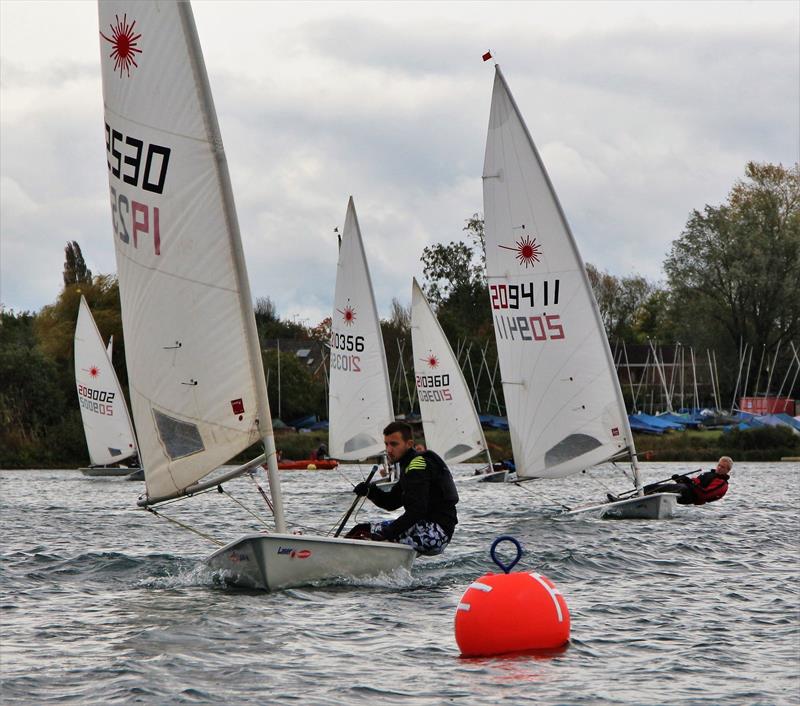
563, 492, 678, 520
206, 533, 416, 591
477, 470, 513, 483
80, 467, 140, 478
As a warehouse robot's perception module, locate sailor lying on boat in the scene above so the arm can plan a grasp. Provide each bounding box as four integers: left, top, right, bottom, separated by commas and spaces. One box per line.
631, 456, 733, 506
474, 459, 515, 476
346, 421, 459, 555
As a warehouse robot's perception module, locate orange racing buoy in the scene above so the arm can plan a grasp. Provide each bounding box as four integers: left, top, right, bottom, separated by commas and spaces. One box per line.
454, 536, 570, 656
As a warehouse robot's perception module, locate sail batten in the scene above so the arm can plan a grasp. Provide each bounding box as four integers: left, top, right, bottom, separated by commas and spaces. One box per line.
483, 66, 633, 480
410, 279, 489, 465
98, 2, 277, 503
328, 198, 394, 461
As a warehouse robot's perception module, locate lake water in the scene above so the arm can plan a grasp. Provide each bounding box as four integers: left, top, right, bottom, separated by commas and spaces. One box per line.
1, 462, 798, 705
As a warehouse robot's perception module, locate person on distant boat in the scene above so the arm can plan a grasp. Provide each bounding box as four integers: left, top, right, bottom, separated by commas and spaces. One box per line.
310, 442, 328, 461
346, 421, 459, 555
475, 459, 514, 476
641, 456, 733, 505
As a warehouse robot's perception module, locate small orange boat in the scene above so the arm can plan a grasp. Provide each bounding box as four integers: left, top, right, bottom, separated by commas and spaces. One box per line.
276, 459, 339, 471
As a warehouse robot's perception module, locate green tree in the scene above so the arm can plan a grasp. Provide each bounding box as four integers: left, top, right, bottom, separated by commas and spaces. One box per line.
664, 162, 800, 394
419, 215, 498, 414
254, 296, 309, 342
586, 264, 665, 342
262, 349, 325, 422
0, 309, 85, 467
62, 241, 92, 287
36, 275, 124, 375
420, 215, 486, 308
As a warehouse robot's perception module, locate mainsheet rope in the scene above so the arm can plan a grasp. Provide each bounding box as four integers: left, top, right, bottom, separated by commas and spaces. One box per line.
144, 506, 225, 546
511, 479, 573, 512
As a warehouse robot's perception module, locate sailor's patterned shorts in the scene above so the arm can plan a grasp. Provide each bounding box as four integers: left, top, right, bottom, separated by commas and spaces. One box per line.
370, 520, 451, 556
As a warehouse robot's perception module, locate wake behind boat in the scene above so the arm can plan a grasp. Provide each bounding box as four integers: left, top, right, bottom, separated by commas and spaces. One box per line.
97, 0, 414, 590
481, 62, 674, 519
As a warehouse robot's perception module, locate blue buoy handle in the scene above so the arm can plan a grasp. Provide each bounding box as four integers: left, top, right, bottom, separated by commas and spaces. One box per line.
490, 535, 522, 574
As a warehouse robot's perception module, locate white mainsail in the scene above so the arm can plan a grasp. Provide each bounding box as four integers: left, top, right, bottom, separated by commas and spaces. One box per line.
98, 2, 280, 508
97, 0, 413, 589
75, 296, 138, 466
328, 197, 394, 460
410, 278, 489, 465
482, 65, 633, 480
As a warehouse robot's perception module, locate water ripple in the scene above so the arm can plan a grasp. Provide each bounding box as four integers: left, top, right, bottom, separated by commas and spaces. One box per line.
1, 462, 798, 705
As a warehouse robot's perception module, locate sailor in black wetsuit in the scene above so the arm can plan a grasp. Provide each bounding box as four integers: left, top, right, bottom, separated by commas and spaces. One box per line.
347, 421, 459, 555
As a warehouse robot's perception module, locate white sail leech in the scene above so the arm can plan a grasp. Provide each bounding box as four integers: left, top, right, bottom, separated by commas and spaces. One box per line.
328, 197, 394, 461
410, 278, 489, 465
482, 65, 634, 480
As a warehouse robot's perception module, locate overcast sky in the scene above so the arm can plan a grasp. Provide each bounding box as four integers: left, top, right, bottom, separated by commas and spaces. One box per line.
2, 1, 798, 326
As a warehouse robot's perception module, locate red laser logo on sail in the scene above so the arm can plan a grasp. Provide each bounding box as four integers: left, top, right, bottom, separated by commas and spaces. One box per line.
100, 14, 142, 78
422, 353, 439, 369
499, 235, 542, 269
85, 365, 100, 378
338, 304, 356, 327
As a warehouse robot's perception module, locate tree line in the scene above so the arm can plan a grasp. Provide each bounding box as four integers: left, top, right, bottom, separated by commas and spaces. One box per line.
1, 161, 797, 468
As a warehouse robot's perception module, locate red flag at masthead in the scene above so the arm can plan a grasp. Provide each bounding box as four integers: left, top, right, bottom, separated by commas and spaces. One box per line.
482, 51, 493, 62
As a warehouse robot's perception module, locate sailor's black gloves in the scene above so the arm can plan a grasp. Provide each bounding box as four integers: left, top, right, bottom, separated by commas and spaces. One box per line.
353, 481, 370, 497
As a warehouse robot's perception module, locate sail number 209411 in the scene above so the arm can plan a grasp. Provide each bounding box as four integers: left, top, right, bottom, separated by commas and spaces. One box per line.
490, 280, 565, 342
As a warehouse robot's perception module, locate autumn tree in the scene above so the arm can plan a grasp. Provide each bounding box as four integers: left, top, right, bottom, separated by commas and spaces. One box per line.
586, 264, 667, 342
664, 161, 800, 394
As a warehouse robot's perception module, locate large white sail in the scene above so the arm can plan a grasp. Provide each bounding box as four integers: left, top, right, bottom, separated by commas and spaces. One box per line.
98, 2, 271, 501
410, 279, 489, 465
482, 66, 632, 479
75, 296, 138, 466
328, 197, 394, 460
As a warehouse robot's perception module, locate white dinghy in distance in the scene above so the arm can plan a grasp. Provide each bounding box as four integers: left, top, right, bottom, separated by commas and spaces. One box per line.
410, 278, 493, 470
98, 0, 414, 590
481, 63, 675, 520
328, 198, 395, 463
75, 296, 140, 477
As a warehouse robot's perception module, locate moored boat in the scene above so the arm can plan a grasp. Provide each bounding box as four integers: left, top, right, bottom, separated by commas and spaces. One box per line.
276, 459, 339, 470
